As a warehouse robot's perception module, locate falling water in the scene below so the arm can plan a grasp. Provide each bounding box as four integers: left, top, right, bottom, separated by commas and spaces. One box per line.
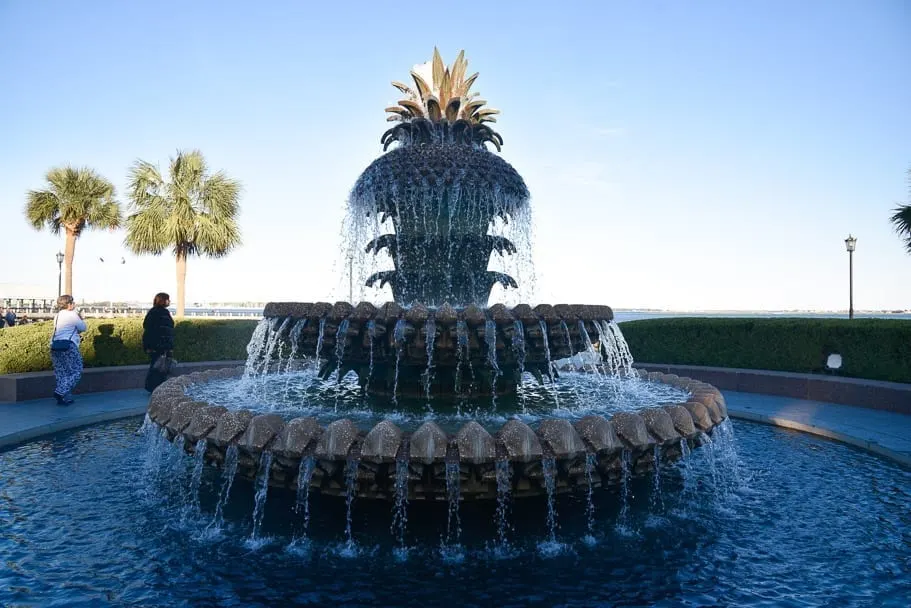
445, 461, 461, 544
259, 318, 291, 377
189, 439, 207, 511
454, 320, 468, 393
366, 320, 377, 391
485, 318, 500, 376
170, 435, 189, 501
710, 419, 740, 497
391, 459, 409, 548
392, 318, 406, 401
295, 456, 316, 532
286, 319, 307, 372
559, 320, 575, 367
423, 318, 436, 399
577, 320, 601, 373
343, 456, 359, 549
701, 432, 720, 492
140, 423, 171, 494
315, 318, 327, 360
584, 452, 597, 543
484, 318, 501, 403
650, 445, 665, 512
494, 459, 512, 548
243, 319, 271, 378
538, 320, 555, 382
334, 319, 350, 381
679, 438, 694, 498
618, 450, 632, 532
512, 320, 526, 375
211, 445, 239, 531
250, 451, 273, 541
607, 321, 635, 376
542, 456, 558, 543
595, 321, 621, 376
282, 320, 308, 399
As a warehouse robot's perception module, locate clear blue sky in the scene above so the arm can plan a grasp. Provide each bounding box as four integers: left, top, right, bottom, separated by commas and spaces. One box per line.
1, 0, 909, 310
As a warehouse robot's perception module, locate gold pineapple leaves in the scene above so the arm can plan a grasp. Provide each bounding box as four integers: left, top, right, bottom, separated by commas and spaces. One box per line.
386, 48, 499, 124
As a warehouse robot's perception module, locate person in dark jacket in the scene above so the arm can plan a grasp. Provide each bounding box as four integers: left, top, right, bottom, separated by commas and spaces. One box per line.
142, 292, 175, 392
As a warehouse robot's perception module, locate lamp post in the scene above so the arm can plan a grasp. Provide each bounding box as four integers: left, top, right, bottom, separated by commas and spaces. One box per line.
55, 251, 64, 297
844, 234, 856, 320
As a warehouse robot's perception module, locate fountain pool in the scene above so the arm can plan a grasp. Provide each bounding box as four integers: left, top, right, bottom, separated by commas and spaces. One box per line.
0, 414, 907, 606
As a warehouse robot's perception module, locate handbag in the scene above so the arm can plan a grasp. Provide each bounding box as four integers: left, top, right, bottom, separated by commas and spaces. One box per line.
152, 354, 177, 374
50, 316, 77, 352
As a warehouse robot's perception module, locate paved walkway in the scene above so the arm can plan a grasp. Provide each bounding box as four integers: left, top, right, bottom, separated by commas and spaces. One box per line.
725, 391, 911, 466
0, 389, 149, 449
1, 389, 909, 466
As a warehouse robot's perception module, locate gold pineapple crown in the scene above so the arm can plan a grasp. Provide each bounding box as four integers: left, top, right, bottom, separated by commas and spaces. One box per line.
381, 48, 504, 151
385, 48, 500, 125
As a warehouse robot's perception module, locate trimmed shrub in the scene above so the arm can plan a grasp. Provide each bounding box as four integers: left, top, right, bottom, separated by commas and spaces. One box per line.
0, 318, 257, 374
619, 318, 911, 384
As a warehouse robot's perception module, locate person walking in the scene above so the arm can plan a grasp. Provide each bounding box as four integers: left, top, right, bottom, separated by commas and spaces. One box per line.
142, 292, 175, 392
50, 295, 87, 405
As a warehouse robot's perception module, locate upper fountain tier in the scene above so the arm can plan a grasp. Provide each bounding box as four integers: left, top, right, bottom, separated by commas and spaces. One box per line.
349, 48, 530, 307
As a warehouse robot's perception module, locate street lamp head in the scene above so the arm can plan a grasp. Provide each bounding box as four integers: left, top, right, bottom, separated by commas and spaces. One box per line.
56, 251, 64, 265
844, 234, 857, 252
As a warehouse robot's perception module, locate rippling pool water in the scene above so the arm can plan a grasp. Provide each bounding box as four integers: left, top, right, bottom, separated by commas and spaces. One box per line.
1, 418, 908, 607
186, 368, 689, 432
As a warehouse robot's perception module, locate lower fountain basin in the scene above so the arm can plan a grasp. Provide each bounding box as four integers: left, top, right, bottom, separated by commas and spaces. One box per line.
146, 368, 728, 500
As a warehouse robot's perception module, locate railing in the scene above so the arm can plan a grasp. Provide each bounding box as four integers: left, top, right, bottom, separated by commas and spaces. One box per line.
0, 298, 263, 319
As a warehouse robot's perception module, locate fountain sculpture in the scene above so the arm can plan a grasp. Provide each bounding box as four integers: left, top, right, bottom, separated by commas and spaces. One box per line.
146, 49, 728, 507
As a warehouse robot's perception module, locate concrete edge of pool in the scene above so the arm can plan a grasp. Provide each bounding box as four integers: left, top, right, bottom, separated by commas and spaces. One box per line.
1, 368, 909, 467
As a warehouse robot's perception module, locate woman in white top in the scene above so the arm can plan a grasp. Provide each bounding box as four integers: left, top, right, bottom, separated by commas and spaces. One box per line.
50, 294, 87, 405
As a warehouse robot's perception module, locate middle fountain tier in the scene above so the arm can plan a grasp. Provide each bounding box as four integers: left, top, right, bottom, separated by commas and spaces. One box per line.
259, 301, 617, 397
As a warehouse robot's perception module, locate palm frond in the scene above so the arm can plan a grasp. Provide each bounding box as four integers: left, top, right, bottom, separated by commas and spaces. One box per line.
890, 204, 911, 254
24, 190, 61, 232
25, 165, 119, 235
125, 150, 242, 259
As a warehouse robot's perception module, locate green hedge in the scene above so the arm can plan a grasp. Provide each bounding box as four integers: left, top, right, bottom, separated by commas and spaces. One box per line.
0, 318, 258, 374
618, 318, 911, 384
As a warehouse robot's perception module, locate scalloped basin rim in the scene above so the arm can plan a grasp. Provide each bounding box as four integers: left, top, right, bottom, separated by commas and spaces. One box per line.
146, 367, 728, 500
261, 301, 615, 322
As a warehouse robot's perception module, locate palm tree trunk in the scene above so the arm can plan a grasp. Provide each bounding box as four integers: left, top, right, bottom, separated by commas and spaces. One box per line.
64, 227, 77, 296
176, 249, 187, 318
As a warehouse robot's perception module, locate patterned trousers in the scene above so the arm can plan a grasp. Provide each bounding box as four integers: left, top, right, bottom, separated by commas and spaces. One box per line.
51, 347, 83, 396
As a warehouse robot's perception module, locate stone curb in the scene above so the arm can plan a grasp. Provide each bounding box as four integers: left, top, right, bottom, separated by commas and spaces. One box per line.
634, 363, 911, 415
0, 360, 246, 403
0, 405, 148, 450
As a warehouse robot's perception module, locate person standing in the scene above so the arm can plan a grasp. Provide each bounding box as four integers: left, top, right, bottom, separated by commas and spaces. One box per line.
50, 295, 87, 405
142, 292, 175, 392
4, 308, 16, 327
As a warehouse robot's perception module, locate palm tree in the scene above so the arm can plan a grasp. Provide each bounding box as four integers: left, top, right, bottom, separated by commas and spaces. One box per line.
890, 169, 911, 255
24, 166, 121, 296
125, 150, 242, 317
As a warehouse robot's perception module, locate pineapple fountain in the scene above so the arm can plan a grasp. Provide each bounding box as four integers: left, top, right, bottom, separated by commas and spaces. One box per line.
145, 51, 729, 523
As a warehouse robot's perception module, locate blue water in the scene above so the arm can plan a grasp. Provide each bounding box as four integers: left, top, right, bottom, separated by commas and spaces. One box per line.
0, 418, 908, 606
